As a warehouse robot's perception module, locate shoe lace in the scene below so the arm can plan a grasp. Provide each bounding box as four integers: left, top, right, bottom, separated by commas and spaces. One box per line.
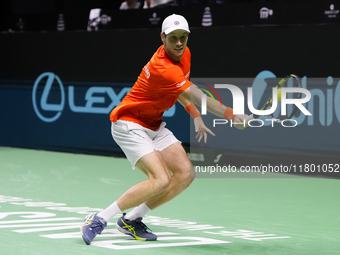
91, 221, 106, 235
136, 220, 152, 233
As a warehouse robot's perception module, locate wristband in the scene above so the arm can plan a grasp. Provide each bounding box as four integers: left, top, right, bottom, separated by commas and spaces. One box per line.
224, 107, 235, 121
185, 103, 201, 119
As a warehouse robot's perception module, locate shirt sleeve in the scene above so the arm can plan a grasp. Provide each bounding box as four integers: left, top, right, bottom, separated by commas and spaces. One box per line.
159, 65, 191, 94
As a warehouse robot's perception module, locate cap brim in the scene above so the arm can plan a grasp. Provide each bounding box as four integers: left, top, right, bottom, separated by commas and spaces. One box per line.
164, 27, 191, 35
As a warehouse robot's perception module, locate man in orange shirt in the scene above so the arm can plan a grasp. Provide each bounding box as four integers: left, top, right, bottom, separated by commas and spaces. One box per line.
81, 14, 247, 244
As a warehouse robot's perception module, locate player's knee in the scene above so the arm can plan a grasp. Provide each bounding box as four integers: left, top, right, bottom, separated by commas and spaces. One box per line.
154, 172, 171, 193
184, 170, 195, 188
177, 163, 195, 188
189, 163, 196, 180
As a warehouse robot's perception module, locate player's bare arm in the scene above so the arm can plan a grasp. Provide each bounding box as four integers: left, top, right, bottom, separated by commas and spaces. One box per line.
180, 83, 248, 130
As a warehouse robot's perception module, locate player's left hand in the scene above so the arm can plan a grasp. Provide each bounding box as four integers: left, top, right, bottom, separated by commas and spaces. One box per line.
193, 116, 215, 143
233, 114, 249, 130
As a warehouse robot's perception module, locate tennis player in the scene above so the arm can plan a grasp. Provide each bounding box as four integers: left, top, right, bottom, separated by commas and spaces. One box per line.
81, 14, 247, 244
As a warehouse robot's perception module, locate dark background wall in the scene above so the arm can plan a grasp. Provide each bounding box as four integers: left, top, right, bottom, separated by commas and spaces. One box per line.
2, 24, 340, 81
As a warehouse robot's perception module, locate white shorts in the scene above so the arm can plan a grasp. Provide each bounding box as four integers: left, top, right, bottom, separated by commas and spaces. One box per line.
111, 120, 180, 169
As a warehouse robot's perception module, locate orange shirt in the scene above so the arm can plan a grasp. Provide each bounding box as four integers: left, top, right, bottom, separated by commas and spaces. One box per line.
110, 45, 191, 130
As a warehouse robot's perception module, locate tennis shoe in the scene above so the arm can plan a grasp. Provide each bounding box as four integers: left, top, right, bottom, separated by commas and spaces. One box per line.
80, 213, 107, 245
116, 213, 157, 241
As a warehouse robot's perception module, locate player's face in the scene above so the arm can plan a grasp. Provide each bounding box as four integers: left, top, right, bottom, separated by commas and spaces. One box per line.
161, 30, 188, 63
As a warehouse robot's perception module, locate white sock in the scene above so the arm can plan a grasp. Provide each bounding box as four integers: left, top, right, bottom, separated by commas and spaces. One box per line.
97, 201, 122, 222
125, 203, 151, 221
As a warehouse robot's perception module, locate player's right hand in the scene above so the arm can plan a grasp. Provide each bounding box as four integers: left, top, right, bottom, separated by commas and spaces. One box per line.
233, 114, 249, 130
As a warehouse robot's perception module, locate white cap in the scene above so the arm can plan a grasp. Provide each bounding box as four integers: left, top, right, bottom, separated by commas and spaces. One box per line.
161, 14, 190, 35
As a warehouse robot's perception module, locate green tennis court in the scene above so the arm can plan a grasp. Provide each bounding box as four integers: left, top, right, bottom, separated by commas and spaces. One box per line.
0, 147, 339, 255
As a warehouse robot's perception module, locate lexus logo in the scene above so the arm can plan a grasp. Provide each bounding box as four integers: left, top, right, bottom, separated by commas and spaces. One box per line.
32, 72, 65, 122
